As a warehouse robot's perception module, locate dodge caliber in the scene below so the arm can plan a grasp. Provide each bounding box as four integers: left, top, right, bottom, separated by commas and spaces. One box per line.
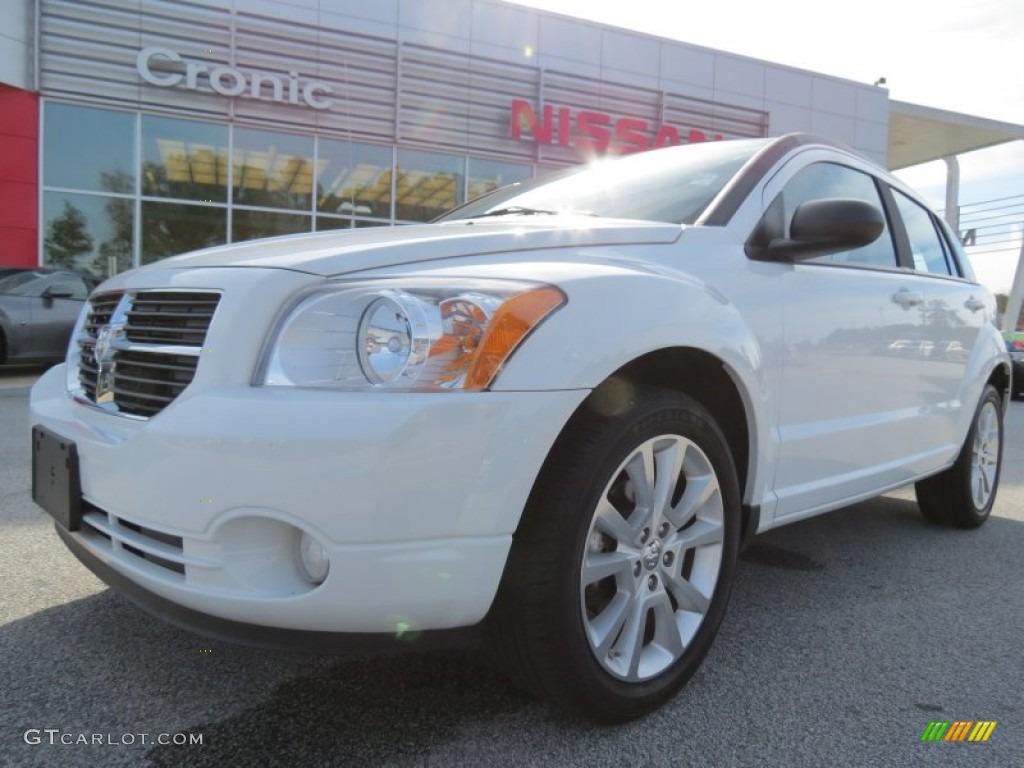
30, 134, 1011, 721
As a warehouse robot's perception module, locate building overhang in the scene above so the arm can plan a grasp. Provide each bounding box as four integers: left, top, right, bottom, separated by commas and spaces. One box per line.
888, 100, 1024, 169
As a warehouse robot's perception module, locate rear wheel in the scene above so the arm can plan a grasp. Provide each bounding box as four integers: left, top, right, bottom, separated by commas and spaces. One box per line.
915, 384, 1003, 528
488, 385, 741, 721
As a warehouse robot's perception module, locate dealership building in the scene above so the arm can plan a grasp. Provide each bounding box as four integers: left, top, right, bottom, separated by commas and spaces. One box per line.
2, 0, 1023, 279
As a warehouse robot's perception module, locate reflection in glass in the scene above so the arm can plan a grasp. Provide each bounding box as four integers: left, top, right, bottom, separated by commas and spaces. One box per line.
467, 158, 532, 202
42, 192, 133, 279
232, 209, 312, 242
317, 140, 393, 220
315, 216, 387, 231
892, 191, 953, 276
395, 150, 465, 222
44, 103, 135, 193
142, 116, 229, 202
141, 202, 227, 265
233, 128, 315, 210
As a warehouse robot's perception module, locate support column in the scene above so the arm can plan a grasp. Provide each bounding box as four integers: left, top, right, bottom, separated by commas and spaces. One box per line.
942, 155, 960, 233
1003, 238, 1024, 333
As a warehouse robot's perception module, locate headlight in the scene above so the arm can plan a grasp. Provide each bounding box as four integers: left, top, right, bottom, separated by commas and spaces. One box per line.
259, 279, 565, 390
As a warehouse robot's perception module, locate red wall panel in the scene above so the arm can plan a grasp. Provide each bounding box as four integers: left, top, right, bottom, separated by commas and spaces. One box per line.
0, 85, 38, 268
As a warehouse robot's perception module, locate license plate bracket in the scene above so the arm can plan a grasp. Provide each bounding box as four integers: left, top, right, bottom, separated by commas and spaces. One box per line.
32, 425, 82, 531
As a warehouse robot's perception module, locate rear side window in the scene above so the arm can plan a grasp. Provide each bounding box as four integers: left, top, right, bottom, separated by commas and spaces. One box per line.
891, 190, 953, 276
774, 163, 897, 268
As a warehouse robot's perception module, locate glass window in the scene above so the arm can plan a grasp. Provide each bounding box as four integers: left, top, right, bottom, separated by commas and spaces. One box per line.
315, 216, 388, 231
42, 192, 133, 279
776, 163, 897, 268
317, 140, 393, 220
142, 116, 229, 203
233, 128, 314, 210
141, 202, 228, 265
467, 158, 533, 202
232, 209, 312, 242
0, 270, 55, 296
440, 139, 765, 225
44, 103, 135, 193
395, 150, 465, 222
892, 190, 953, 276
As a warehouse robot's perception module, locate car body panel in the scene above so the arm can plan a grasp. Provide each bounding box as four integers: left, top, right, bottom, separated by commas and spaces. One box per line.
0, 269, 95, 362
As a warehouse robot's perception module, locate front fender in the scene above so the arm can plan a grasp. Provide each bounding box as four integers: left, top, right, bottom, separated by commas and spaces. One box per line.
494, 266, 769, 396
492, 262, 779, 512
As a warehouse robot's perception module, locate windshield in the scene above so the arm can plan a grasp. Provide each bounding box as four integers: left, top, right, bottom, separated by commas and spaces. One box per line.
439, 138, 769, 225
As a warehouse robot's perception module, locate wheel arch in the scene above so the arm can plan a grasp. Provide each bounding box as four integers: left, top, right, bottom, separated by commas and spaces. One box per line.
988, 361, 1011, 411
522, 346, 762, 544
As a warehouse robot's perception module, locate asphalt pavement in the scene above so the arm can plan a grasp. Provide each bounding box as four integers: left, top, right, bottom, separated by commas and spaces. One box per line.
2, 366, 1022, 767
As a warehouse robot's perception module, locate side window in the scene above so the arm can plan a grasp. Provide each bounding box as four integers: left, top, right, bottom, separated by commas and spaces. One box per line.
774, 163, 897, 268
49, 274, 90, 300
0, 271, 52, 297
891, 190, 954, 276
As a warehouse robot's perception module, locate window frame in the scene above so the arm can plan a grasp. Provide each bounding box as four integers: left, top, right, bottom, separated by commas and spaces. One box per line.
883, 184, 970, 281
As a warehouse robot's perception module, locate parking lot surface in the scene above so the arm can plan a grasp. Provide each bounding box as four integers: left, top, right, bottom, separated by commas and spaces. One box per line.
2, 366, 1022, 767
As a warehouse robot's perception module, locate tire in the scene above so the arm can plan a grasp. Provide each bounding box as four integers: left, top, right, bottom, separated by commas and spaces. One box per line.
915, 384, 1003, 528
487, 384, 741, 721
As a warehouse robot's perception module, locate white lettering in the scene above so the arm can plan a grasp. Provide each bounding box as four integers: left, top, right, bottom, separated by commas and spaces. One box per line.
136, 47, 332, 110
251, 71, 284, 101
185, 60, 208, 89
23, 729, 40, 745
137, 46, 183, 87
303, 82, 334, 109
209, 66, 246, 97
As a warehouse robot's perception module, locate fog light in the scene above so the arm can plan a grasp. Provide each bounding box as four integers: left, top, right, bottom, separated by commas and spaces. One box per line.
297, 531, 329, 585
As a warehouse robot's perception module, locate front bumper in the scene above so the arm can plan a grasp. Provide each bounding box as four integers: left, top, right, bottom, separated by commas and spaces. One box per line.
32, 364, 587, 633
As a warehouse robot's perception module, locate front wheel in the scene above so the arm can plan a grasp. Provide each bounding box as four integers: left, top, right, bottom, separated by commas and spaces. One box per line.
915, 384, 1003, 528
487, 385, 741, 721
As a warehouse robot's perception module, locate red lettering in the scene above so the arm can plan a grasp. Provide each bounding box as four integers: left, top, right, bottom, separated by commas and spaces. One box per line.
511, 99, 553, 144
576, 110, 611, 152
557, 106, 571, 147
652, 124, 681, 148
614, 118, 650, 153
511, 100, 717, 154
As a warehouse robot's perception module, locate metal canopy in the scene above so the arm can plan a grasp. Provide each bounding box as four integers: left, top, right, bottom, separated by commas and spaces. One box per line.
887, 100, 1024, 170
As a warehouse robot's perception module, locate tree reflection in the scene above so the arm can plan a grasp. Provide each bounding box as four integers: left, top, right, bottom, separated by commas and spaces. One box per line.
94, 171, 134, 277
44, 201, 93, 270
142, 202, 226, 264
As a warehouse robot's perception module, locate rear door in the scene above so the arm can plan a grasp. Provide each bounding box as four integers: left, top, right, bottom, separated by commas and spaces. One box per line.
886, 187, 986, 450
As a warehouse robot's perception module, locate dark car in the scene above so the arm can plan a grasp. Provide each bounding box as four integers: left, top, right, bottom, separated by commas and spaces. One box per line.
0, 268, 99, 365
1006, 335, 1024, 399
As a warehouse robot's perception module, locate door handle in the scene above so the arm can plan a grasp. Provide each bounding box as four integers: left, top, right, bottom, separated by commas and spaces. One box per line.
964, 296, 985, 312
891, 289, 923, 309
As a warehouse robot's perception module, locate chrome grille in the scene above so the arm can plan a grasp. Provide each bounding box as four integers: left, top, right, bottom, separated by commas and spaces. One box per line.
76, 289, 220, 418
124, 292, 221, 345
83, 292, 123, 335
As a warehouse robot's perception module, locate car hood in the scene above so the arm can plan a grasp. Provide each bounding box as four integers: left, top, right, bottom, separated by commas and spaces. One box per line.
146, 218, 683, 277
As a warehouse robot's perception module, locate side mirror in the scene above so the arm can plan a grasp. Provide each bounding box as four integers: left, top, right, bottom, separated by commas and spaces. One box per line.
42, 286, 75, 300
749, 198, 885, 262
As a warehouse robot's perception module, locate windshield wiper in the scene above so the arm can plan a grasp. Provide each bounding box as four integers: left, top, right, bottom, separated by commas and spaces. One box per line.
474, 206, 561, 218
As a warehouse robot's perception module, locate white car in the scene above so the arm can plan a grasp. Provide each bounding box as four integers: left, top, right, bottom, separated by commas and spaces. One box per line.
30, 134, 1011, 721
